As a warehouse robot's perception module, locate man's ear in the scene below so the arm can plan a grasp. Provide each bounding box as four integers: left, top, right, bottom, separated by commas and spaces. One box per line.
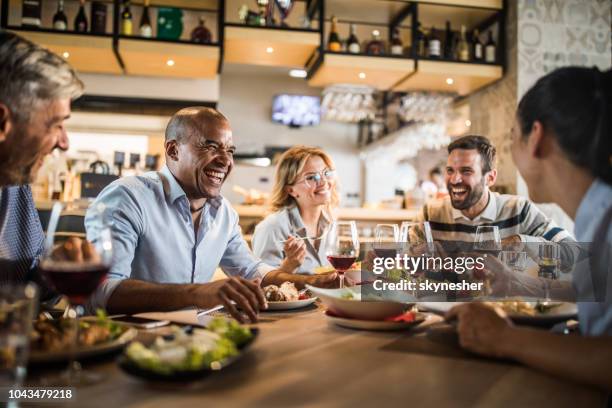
485, 168, 497, 187
0, 104, 13, 143
528, 121, 545, 159
165, 139, 179, 161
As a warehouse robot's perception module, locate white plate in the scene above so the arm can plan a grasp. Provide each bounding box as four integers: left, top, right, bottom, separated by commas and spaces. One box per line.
265, 297, 318, 311
325, 311, 426, 331
307, 285, 412, 320
418, 300, 578, 326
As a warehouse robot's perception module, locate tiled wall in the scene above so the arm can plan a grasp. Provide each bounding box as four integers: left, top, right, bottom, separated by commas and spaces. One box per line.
469, 0, 611, 194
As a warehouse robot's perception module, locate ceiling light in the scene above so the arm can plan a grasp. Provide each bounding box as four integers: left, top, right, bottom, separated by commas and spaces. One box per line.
62, 51, 70, 58
266, 47, 274, 53
358, 72, 366, 79
465, 120, 472, 127
446, 77, 454, 85
289, 69, 307, 78
166, 59, 175, 66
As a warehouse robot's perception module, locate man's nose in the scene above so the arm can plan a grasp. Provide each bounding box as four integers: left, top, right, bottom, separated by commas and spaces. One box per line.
449, 173, 462, 184
55, 128, 69, 151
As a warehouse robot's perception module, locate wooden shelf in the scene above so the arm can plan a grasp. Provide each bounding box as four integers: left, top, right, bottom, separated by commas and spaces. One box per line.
224, 25, 320, 68
8, 29, 121, 75
118, 38, 219, 78
416, 2, 500, 32
392, 59, 502, 95
308, 52, 415, 90
411, 0, 502, 10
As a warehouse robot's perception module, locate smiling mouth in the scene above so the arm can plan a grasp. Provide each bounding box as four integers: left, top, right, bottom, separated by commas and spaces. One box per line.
203, 169, 226, 186
450, 186, 469, 201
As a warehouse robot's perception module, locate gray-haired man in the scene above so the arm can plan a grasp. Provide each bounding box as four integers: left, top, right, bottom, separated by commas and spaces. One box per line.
0, 31, 83, 298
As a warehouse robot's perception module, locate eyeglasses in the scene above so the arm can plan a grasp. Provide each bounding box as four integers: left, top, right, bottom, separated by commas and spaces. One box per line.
294, 169, 336, 188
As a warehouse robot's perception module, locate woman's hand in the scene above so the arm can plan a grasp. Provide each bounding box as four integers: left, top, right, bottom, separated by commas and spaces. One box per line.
280, 236, 307, 272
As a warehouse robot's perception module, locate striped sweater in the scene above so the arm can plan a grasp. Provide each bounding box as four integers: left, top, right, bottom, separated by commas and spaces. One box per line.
418, 192, 575, 243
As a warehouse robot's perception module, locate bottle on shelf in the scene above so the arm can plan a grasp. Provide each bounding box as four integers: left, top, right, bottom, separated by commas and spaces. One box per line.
428, 26, 441, 58
457, 25, 469, 62
74, 0, 88, 33
347, 23, 360, 54
121, 0, 133, 36
390, 28, 403, 56
190, 17, 212, 43
91, 1, 107, 34
139, 0, 153, 38
365, 29, 385, 55
327, 16, 341, 52
443, 20, 453, 59
53, 0, 68, 31
485, 30, 496, 63
21, 0, 42, 28
416, 23, 427, 57
472, 29, 483, 61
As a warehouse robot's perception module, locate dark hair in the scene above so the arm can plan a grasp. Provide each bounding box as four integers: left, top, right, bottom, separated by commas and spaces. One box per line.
517, 66, 612, 184
429, 167, 442, 177
447, 135, 497, 173
165, 106, 228, 143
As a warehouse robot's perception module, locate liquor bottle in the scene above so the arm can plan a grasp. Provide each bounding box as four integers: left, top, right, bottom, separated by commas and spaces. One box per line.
139, 0, 153, 37
190, 17, 212, 43
416, 23, 426, 57
472, 29, 483, 61
121, 0, 133, 36
21, 0, 42, 28
485, 30, 496, 63
91, 1, 107, 34
443, 21, 453, 59
457, 25, 469, 61
53, 0, 68, 31
390, 28, 403, 55
347, 23, 360, 54
74, 0, 88, 33
428, 26, 441, 58
327, 16, 341, 52
365, 29, 384, 55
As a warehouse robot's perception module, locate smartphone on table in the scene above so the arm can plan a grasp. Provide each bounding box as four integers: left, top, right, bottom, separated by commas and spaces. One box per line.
111, 315, 170, 329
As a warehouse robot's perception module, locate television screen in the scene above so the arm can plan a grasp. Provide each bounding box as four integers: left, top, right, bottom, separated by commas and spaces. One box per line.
272, 94, 320, 127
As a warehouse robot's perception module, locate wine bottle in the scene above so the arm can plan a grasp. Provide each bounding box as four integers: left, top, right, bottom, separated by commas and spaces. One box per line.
365, 29, 384, 55
121, 0, 133, 36
457, 25, 469, 61
390, 28, 403, 55
443, 21, 453, 59
485, 30, 496, 63
190, 17, 212, 43
74, 0, 88, 33
53, 0, 68, 31
328, 16, 341, 52
347, 23, 360, 54
472, 29, 483, 61
428, 26, 441, 58
139, 0, 153, 37
416, 23, 426, 57
21, 0, 42, 28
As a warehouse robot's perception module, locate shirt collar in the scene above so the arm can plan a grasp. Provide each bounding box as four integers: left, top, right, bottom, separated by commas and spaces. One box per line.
160, 165, 223, 208
574, 179, 612, 240
451, 190, 497, 221
287, 205, 332, 234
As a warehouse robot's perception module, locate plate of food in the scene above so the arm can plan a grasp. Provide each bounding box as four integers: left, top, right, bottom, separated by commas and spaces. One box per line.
418, 299, 577, 326
325, 310, 427, 331
118, 317, 257, 381
263, 282, 317, 311
29, 310, 137, 364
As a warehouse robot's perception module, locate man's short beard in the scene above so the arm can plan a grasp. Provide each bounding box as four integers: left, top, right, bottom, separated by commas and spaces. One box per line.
449, 179, 486, 210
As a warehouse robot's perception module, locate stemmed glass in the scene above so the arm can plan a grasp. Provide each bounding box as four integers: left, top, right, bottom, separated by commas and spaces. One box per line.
373, 224, 400, 259
474, 226, 502, 256
400, 221, 436, 280
38, 202, 112, 385
538, 243, 559, 302
325, 221, 359, 289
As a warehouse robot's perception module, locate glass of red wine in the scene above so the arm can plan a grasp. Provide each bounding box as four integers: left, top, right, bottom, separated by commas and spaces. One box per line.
373, 224, 400, 259
325, 220, 359, 289
38, 202, 112, 385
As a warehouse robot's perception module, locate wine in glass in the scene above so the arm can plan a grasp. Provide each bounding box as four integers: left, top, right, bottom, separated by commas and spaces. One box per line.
474, 225, 502, 257
38, 202, 112, 385
325, 221, 359, 289
373, 224, 400, 259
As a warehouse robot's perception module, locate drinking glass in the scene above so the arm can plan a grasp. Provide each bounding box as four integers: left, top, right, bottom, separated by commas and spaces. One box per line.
325, 221, 359, 289
0, 284, 37, 406
373, 224, 400, 258
474, 226, 502, 256
400, 221, 436, 278
500, 251, 527, 273
39, 203, 112, 385
538, 243, 559, 301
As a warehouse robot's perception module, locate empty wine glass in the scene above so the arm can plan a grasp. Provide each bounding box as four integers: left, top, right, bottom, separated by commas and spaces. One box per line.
325, 221, 359, 289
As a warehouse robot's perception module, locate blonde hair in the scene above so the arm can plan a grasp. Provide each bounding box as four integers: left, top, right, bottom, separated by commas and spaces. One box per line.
269, 146, 339, 212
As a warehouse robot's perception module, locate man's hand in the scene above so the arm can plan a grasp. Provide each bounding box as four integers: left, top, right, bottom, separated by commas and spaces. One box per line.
51, 237, 101, 263
195, 277, 267, 323
304, 271, 339, 288
445, 302, 514, 358
280, 236, 306, 272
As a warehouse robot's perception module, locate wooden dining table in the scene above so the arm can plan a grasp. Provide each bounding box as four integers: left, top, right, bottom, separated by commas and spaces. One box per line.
28, 303, 608, 408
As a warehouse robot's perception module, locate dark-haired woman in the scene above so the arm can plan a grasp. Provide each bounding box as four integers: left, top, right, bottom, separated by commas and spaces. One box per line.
447, 66, 612, 391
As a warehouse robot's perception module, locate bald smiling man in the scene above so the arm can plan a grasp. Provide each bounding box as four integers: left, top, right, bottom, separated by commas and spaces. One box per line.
85, 107, 337, 322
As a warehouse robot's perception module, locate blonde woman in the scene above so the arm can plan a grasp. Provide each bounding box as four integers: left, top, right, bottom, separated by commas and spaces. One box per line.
253, 146, 339, 286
